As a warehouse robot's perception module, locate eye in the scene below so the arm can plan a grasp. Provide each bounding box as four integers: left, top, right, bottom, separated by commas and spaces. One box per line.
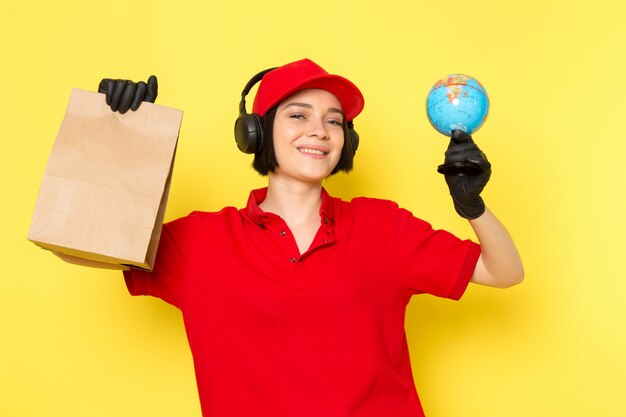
289, 113, 305, 120
327, 118, 343, 126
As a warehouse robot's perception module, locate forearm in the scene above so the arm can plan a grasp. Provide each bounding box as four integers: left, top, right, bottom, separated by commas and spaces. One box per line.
468, 206, 524, 288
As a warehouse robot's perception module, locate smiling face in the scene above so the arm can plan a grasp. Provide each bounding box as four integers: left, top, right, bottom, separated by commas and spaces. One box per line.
271, 88, 345, 184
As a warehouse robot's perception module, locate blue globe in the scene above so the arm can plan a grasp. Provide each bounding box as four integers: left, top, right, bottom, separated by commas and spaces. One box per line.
426, 74, 489, 136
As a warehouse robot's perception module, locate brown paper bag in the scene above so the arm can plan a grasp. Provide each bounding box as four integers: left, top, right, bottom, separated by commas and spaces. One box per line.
28, 88, 183, 271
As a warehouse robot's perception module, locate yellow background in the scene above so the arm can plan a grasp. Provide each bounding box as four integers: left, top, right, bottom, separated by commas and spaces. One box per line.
2, 0, 624, 415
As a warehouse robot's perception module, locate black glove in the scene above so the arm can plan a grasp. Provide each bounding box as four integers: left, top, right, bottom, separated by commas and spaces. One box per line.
443, 130, 492, 219
97, 75, 158, 114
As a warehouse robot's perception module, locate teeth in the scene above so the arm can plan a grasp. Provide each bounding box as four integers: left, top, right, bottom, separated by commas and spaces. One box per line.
299, 148, 326, 155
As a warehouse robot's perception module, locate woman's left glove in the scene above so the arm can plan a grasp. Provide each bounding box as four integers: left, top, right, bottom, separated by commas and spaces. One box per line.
443, 130, 492, 219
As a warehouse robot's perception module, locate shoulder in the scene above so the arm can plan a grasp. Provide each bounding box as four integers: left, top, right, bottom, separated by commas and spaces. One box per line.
339, 195, 434, 232
348, 196, 400, 211
333, 196, 406, 230
164, 207, 242, 235
340, 196, 403, 220
169, 206, 240, 223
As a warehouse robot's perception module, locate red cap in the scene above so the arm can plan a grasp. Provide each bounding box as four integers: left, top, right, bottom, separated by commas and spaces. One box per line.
251, 58, 364, 121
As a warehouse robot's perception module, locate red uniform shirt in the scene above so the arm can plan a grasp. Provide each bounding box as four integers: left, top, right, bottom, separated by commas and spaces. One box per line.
124, 188, 480, 417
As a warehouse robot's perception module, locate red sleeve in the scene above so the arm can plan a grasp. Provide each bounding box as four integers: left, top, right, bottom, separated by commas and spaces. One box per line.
122, 214, 199, 308
392, 205, 480, 300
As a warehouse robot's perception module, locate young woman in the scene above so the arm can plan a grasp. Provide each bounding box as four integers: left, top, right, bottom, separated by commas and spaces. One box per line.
99, 58, 523, 417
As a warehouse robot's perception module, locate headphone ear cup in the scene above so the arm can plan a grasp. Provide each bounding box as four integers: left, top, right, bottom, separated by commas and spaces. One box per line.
234, 113, 264, 154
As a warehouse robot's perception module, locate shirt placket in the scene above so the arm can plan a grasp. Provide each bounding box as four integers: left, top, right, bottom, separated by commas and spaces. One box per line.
258, 214, 307, 288
257, 214, 337, 288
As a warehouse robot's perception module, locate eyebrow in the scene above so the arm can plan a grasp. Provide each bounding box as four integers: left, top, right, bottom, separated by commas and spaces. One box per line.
282, 102, 344, 116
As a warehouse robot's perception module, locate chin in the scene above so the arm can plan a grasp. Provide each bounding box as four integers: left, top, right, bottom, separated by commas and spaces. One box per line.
275, 162, 337, 183
296, 171, 332, 183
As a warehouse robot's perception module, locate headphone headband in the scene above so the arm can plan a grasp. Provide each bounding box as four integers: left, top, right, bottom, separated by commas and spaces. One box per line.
239, 67, 277, 115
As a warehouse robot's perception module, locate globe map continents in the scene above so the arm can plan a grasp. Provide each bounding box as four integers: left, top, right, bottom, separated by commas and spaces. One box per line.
426, 74, 489, 136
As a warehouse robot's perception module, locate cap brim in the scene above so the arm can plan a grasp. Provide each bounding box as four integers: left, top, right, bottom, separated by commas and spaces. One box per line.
263, 74, 363, 121
298, 75, 364, 121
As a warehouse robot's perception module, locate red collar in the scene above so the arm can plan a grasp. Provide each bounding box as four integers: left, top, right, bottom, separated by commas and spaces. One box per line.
244, 187, 337, 227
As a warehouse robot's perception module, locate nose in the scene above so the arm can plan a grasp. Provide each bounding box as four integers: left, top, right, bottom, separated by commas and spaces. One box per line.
306, 117, 330, 140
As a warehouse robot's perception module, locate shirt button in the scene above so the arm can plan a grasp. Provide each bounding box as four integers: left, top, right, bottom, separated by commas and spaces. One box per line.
280, 230, 286, 236
290, 257, 296, 263
323, 239, 328, 243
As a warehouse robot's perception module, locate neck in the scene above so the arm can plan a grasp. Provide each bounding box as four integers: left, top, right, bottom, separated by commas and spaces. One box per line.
260, 175, 323, 225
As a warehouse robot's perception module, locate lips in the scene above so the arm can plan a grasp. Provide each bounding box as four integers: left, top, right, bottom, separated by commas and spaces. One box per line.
296, 146, 329, 156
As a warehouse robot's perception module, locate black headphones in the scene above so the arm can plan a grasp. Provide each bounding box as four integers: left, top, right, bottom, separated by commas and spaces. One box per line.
234, 68, 360, 154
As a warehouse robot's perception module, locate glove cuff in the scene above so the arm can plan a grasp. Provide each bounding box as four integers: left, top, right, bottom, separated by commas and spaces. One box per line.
452, 196, 485, 219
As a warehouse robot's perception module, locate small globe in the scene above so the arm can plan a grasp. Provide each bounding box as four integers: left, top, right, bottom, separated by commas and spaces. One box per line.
426, 74, 489, 136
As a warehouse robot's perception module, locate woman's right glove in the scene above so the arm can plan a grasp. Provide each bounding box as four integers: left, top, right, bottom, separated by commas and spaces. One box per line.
97, 75, 158, 114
